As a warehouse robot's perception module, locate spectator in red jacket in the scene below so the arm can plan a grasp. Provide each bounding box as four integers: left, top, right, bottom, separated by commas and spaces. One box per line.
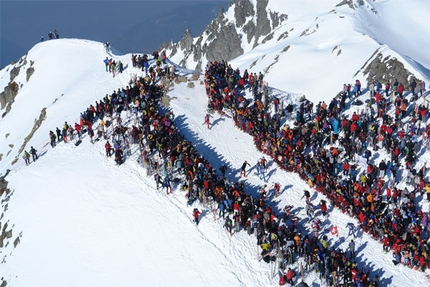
383, 234, 391, 252
285, 267, 296, 284
104, 141, 112, 157
397, 83, 405, 97
193, 208, 201, 225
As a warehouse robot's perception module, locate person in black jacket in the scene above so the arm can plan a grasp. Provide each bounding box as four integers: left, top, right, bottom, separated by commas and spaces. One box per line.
30, 146, 38, 161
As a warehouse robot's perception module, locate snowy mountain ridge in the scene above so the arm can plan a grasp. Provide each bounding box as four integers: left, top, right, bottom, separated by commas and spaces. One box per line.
0, 38, 428, 287
163, 0, 429, 101
0, 1, 429, 285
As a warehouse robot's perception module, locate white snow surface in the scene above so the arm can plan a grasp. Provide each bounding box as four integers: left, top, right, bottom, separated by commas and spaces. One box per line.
0, 39, 430, 287
167, 0, 430, 103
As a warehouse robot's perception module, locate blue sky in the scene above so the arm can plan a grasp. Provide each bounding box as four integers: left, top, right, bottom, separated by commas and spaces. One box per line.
0, 0, 230, 68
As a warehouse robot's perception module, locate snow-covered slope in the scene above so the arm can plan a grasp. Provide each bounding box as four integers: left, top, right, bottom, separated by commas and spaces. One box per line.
0, 39, 133, 174
1, 39, 430, 287
164, 0, 430, 103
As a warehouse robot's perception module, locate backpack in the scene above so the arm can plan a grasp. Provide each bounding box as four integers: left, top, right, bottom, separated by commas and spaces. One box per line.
279, 275, 285, 286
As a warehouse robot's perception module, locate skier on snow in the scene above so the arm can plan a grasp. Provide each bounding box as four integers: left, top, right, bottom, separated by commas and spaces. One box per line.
203, 113, 212, 129
272, 182, 281, 197
193, 208, 202, 225
224, 215, 233, 236
346, 222, 357, 237
319, 199, 328, 217
302, 189, 311, 201
164, 175, 172, 194
105, 141, 112, 157
240, 160, 251, 177
154, 173, 163, 190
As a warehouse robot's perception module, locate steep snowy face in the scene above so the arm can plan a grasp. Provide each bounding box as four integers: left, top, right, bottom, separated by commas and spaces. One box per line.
161, 0, 430, 100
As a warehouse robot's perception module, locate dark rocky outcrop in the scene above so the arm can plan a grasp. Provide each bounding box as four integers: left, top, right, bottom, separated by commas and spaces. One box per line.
0, 82, 19, 118
164, 0, 287, 70
179, 29, 193, 52
233, 0, 254, 27
1, 57, 34, 118
358, 50, 418, 86
0, 172, 20, 284
11, 108, 47, 166
336, 0, 355, 9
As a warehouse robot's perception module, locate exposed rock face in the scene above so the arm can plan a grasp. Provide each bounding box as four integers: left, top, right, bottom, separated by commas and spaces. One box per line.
254, 0, 271, 47
10, 66, 21, 83
164, 0, 287, 70
204, 17, 243, 64
179, 29, 193, 52
359, 51, 418, 86
0, 56, 44, 170
233, 0, 254, 27
26, 65, 35, 82
0, 57, 34, 118
336, 0, 355, 9
0, 173, 20, 287
0, 170, 10, 195
0, 82, 19, 118
11, 108, 47, 166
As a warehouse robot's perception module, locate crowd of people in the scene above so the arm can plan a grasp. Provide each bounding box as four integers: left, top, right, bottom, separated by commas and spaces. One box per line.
131, 51, 176, 82
203, 60, 430, 282
103, 57, 124, 78
24, 48, 430, 286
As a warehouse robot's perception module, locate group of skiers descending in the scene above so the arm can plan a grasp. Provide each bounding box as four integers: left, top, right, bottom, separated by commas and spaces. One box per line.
203, 59, 430, 285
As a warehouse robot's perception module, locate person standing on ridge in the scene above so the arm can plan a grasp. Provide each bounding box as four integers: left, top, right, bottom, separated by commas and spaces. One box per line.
302, 189, 311, 201
154, 173, 163, 190
30, 146, 38, 161
22, 151, 30, 165
219, 164, 227, 178
164, 175, 172, 194
224, 215, 233, 236
349, 239, 356, 258
273, 182, 281, 197
240, 160, 251, 177
49, 130, 56, 147
193, 208, 201, 225
204, 113, 212, 129
104, 42, 110, 53
56, 127, 62, 142
103, 57, 109, 72
105, 141, 112, 157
